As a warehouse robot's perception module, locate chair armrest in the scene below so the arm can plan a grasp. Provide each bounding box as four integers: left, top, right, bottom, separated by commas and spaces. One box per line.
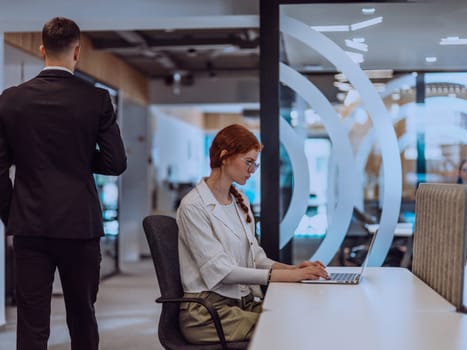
156, 296, 229, 350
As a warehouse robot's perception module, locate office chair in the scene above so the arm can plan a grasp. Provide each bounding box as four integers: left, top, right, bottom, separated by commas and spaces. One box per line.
142, 215, 249, 350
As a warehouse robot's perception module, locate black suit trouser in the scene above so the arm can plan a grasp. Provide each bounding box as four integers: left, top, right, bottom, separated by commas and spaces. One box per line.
13, 236, 101, 350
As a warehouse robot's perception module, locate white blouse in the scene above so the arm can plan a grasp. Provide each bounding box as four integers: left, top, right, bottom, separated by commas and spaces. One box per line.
176, 179, 275, 299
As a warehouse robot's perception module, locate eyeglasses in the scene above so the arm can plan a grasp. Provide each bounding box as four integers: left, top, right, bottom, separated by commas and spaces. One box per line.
241, 157, 260, 172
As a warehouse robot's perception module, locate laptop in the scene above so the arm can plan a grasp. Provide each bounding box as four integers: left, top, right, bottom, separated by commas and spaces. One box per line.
301, 228, 379, 285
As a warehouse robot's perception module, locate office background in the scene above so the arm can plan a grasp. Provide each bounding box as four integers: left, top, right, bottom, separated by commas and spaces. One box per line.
0, 0, 466, 336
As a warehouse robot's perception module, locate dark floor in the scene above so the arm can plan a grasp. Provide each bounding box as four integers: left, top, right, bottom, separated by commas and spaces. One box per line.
0, 260, 164, 350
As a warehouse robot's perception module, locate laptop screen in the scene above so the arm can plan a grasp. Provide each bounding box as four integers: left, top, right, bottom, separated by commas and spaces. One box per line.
358, 228, 379, 274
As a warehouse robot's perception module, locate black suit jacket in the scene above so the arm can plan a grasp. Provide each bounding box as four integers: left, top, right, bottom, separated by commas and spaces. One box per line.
0, 69, 127, 239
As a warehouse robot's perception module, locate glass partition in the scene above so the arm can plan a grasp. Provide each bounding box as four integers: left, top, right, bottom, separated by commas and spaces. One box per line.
278, 3, 402, 266
261, 1, 467, 267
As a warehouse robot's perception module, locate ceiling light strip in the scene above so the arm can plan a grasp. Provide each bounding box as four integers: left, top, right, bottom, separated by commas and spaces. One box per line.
350, 16, 383, 31
310, 25, 349, 32
440, 37, 467, 45
345, 39, 368, 52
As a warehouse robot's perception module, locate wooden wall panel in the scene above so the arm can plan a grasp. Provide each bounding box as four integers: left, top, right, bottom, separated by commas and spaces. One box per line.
204, 113, 259, 131
4, 32, 148, 105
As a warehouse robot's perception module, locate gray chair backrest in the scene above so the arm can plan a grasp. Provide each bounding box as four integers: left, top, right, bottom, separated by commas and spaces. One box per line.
143, 215, 182, 299
143, 215, 240, 349
143, 215, 186, 349
412, 183, 467, 312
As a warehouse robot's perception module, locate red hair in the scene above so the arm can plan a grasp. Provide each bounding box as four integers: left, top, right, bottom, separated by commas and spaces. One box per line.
209, 124, 262, 223
209, 124, 262, 169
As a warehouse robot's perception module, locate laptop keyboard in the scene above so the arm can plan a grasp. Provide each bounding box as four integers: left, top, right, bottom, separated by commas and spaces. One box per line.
330, 272, 359, 282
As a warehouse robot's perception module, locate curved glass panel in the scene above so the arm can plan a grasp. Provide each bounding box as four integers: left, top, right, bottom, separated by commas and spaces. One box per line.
279, 14, 402, 266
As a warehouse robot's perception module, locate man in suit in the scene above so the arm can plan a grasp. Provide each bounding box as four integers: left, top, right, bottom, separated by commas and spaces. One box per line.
0, 17, 127, 350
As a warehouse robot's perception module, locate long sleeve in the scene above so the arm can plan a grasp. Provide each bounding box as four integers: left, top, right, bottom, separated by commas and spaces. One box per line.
0, 115, 13, 226
177, 203, 237, 290
222, 266, 269, 286
92, 91, 127, 175
253, 243, 276, 269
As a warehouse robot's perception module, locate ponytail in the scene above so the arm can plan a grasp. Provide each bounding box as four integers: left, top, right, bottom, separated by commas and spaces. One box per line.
229, 186, 252, 223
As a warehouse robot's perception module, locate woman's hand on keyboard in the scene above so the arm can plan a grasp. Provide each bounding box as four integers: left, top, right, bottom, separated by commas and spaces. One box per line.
270, 265, 329, 282
296, 260, 326, 269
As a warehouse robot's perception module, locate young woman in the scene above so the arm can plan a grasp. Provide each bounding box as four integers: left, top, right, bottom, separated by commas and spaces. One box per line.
176, 124, 329, 344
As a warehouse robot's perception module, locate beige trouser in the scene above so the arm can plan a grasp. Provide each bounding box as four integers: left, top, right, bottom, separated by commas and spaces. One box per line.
179, 291, 263, 344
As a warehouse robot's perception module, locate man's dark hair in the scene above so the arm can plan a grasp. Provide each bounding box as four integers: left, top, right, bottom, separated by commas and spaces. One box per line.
42, 17, 80, 56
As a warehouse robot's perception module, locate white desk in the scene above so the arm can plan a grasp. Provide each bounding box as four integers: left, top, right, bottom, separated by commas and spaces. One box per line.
250, 267, 467, 350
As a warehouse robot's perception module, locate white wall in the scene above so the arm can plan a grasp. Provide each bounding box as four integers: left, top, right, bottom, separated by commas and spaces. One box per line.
1, 45, 44, 319
1, 42, 42, 326
119, 98, 151, 262
151, 108, 206, 213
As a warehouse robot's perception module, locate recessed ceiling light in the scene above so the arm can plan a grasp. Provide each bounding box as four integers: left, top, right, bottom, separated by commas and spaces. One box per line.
173, 72, 182, 82
333, 81, 352, 91
425, 56, 437, 63
372, 83, 386, 92
344, 89, 360, 106
302, 64, 324, 72
351, 17, 383, 31
362, 8, 376, 15
335, 73, 347, 81
304, 109, 321, 124
310, 25, 349, 32
345, 39, 368, 52
344, 51, 364, 64
336, 92, 346, 101
354, 108, 368, 124
440, 36, 467, 45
